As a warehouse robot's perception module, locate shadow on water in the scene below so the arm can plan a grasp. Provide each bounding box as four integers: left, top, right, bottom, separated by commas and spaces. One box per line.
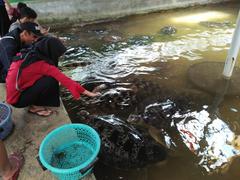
59, 1, 240, 180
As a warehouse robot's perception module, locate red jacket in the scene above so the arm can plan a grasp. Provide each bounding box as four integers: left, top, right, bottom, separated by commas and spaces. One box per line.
6, 60, 86, 104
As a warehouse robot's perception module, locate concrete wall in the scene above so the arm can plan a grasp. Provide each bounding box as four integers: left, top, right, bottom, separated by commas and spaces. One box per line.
27, 0, 235, 23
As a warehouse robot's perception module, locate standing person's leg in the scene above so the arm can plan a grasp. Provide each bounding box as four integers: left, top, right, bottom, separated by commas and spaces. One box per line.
0, 63, 4, 83
0, 5, 11, 37
0, 140, 11, 176
0, 140, 24, 180
13, 76, 60, 116
0, 41, 11, 83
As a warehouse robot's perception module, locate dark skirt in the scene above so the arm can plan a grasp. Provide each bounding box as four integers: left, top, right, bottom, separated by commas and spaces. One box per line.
13, 76, 61, 108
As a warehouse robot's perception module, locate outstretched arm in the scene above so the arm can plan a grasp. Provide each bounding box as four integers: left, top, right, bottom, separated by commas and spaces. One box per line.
40, 62, 100, 99
82, 90, 101, 97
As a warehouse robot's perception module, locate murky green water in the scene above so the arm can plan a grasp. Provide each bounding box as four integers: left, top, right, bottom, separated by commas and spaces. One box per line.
58, 2, 240, 180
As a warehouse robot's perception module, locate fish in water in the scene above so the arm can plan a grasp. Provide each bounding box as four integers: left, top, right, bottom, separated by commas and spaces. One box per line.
78, 110, 167, 169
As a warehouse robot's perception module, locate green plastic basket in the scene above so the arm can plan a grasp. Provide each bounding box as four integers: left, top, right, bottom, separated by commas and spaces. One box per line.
39, 124, 100, 180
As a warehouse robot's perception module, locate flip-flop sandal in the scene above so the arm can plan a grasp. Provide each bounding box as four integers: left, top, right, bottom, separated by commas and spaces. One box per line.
28, 109, 53, 117
28, 107, 47, 113
5, 152, 24, 180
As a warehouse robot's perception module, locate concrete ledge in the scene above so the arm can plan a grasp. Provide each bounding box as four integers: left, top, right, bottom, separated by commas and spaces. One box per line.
24, 0, 236, 23
0, 83, 95, 180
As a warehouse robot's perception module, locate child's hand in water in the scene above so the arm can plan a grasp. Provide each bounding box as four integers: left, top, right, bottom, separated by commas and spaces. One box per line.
91, 92, 102, 97
83, 90, 101, 97
92, 84, 107, 93
94, 92, 102, 96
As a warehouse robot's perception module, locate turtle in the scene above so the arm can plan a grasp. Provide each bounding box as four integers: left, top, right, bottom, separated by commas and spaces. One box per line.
125, 89, 240, 173
78, 110, 167, 169
126, 89, 213, 151
69, 78, 162, 115
127, 98, 187, 150
61, 79, 139, 120
81, 80, 138, 114
159, 26, 177, 35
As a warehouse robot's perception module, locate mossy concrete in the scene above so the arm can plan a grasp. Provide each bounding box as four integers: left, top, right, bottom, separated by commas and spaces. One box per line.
0, 83, 95, 180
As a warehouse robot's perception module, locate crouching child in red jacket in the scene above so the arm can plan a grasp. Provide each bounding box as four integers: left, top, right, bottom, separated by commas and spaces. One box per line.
6, 36, 100, 116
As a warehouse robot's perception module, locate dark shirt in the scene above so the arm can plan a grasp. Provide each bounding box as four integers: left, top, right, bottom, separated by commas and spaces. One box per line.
3, 28, 22, 54
0, 0, 4, 6
0, 28, 22, 82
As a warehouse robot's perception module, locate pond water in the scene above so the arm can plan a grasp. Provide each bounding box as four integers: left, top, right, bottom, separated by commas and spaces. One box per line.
57, 2, 240, 180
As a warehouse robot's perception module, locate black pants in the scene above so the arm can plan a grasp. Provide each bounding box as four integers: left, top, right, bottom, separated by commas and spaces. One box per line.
0, 5, 10, 37
13, 76, 60, 108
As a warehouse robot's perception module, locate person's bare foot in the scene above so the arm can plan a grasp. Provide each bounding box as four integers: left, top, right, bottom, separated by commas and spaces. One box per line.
2, 152, 24, 180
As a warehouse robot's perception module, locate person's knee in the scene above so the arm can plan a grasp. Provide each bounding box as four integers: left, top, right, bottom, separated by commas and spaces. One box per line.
39, 76, 58, 87
39, 76, 59, 93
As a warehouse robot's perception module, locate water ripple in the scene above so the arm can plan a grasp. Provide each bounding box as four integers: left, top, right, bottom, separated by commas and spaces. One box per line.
62, 28, 234, 82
